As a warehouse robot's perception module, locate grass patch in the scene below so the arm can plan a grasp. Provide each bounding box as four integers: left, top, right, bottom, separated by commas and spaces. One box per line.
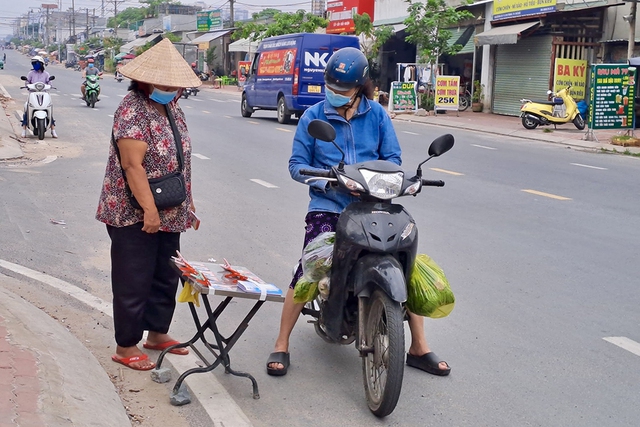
610, 134, 640, 147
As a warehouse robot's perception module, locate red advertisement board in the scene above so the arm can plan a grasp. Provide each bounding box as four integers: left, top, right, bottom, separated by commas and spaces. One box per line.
257, 49, 297, 76
327, 0, 375, 35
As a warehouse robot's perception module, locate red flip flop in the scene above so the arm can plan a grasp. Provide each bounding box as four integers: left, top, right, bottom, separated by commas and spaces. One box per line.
111, 353, 156, 371
143, 340, 189, 355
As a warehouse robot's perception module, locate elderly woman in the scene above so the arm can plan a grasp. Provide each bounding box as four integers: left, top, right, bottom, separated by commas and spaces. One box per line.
96, 39, 202, 371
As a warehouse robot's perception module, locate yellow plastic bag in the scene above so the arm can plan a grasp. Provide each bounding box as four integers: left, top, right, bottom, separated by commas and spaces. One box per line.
407, 254, 455, 318
177, 281, 201, 307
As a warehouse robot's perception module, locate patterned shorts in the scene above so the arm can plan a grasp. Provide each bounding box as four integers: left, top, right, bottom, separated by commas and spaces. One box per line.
289, 211, 340, 289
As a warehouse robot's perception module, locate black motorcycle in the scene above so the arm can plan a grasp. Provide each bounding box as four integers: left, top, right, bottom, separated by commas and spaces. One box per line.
181, 87, 200, 99
300, 120, 454, 418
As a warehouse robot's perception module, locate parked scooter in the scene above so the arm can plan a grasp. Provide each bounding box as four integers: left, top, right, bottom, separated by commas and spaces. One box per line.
115, 70, 123, 82
180, 87, 200, 99
520, 85, 585, 130
20, 75, 55, 140
299, 119, 454, 418
84, 74, 100, 108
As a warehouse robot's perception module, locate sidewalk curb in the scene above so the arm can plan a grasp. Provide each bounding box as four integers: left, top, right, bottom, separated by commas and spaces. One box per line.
0, 279, 131, 426
0, 84, 23, 160
0, 260, 254, 427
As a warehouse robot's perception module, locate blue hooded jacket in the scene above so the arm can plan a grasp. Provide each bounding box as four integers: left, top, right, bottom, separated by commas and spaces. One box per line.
289, 96, 402, 214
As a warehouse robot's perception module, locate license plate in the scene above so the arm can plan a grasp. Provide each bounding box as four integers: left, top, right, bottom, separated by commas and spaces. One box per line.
308, 85, 321, 94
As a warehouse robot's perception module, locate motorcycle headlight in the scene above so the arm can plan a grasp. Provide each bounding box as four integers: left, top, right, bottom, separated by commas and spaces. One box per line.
359, 169, 403, 199
35, 82, 45, 91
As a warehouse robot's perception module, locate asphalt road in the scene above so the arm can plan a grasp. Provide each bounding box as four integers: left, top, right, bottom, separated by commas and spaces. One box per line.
1, 49, 640, 426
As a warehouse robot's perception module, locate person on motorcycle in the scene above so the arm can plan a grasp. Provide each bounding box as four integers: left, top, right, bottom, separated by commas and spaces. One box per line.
266, 47, 451, 377
21, 55, 57, 138
81, 58, 101, 100
191, 62, 198, 75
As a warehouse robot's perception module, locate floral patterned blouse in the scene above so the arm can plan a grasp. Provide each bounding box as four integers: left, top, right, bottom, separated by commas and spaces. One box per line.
96, 90, 193, 232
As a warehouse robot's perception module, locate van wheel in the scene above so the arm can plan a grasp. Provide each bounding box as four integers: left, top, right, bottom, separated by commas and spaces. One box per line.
241, 94, 253, 118
277, 96, 291, 124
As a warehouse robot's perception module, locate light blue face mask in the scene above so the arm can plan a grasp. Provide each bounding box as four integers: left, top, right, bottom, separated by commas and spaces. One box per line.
325, 87, 353, 107
88, 63, 94, 68
149, 87, 178, 104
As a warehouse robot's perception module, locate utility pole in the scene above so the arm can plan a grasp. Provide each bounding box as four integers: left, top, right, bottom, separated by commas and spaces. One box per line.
230, 0, 235, 27
72, 0, 76, 36
106, 0, 125, 39
628, 1, 637, 60
85, 8, 89, 38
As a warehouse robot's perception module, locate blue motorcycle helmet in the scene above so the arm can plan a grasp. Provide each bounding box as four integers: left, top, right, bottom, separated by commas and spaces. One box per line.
324, 47, 369, 92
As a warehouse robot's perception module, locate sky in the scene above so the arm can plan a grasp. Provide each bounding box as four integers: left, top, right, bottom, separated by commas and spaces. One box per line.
0, 0, 313, 38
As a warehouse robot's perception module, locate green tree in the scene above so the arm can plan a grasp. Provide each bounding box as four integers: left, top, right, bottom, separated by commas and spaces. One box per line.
353, 13, 394, 83
403, 0, 473, 67
107, 7, 146, 30
139, 0, 181, 18
251, 8, 281, 21
205, 46, 218, 72
233, 9, 328, 41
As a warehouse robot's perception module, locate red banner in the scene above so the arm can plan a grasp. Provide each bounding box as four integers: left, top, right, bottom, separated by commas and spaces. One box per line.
327, 0, 375, 35
257, 49, 297, 76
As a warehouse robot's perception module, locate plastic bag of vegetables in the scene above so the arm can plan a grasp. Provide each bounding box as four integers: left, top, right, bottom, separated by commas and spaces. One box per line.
293, 232, 335, 304
406, 254, 455, 318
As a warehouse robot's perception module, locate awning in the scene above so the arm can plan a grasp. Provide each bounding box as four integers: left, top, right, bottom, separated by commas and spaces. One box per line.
393, 24, 407, 32
120, 34, 162, 53
447, 26, 476, 55
228, 38, 260, 53
189, 30, 230, 44
474, 21, 540, 46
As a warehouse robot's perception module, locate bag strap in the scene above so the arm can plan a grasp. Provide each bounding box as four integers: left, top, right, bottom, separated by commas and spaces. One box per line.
111, 102, 184, 180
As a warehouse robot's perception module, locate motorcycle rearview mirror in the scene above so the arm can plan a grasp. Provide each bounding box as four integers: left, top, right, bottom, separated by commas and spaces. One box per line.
307, 119, 346, 171
416, 134, 455, 178
546, 89, 553, 95
20, 76, 27, 81
49, 76, 55, 81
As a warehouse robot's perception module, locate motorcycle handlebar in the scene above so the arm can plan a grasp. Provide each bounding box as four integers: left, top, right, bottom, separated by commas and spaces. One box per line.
300, 169, 333, 178
422, 179, 445, 187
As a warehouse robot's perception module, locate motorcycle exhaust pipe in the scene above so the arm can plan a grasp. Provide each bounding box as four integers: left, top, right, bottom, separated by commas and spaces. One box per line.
523, 113, 542, 124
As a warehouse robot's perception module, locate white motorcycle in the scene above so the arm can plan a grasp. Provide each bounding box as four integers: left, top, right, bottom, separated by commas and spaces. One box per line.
20, 75, 55, 140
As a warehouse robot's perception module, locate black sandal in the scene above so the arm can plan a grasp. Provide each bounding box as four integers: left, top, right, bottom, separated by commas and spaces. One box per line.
266, 352, 290, 376
406, 352, 451, 376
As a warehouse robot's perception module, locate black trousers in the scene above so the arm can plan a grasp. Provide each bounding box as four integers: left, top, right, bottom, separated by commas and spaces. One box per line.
107, 223, 181, 348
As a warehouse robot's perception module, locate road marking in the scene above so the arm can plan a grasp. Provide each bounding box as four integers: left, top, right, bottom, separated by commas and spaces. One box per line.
472, 144, 497, 150
50, 93, 59, 96
209, 98, 225, 103
202, 110, 211, 114
118, 94, 125, 97
276, 127, 292, 133
402, 131, 419, 135
42, 156, 57, 164
249, 121, 259, 125
190, 98, 203, 102
108, 114, 114, 118
224, 115, 232, 119
100, 95, 110, 98
250, 179, 278, 188
522, 189, 572, 200
227, 99, 240, 103
193, 153, 210, 160
0, 259, 112, 316
184, 105, 193, 109
603, 337, 640, 357
571, 163, 607, 170
430, 167, 464, 176
0, 259, 253, 427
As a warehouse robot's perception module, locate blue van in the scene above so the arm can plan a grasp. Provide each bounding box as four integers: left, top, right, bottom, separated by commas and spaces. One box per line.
240, 33, 361, 124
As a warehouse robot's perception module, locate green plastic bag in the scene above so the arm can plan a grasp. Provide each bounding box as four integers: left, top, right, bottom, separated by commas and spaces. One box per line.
407, 254, 455, 318
293, 232, 335, 304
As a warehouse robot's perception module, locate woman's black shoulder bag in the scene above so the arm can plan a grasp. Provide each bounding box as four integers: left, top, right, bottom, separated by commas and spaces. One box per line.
112, 104, 187, 210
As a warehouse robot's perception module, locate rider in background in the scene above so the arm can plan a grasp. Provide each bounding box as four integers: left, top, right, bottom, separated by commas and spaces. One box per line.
21, 55, 57, 138
266, 47, 450, 378
81, 58, 101, 100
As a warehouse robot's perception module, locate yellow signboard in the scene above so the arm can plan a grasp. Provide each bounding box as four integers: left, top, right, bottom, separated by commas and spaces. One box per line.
554, 58, 588, 100
493, 0, 556, 21
434, 76, 460, 111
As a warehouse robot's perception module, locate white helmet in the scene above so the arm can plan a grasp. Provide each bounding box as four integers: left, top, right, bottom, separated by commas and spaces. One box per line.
31, 55, 45, 65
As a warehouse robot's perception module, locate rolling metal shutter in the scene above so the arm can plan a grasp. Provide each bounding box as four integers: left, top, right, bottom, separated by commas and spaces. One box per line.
492, 35, 553, 115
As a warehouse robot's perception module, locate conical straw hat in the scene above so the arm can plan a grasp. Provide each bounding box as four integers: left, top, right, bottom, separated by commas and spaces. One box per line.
119, 38, 202, 88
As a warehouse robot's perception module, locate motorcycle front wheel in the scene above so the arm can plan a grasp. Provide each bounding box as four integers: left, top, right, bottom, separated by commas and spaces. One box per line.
90, 93, 96, 108
362, 289, 404, 418
522, 115, 539, 129
573, 114, 585, 130
36, 118, 45, 140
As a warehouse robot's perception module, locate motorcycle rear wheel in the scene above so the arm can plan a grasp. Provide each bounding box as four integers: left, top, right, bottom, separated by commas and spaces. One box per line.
362, 289, 404, 418
573, 114, 585, 130
522, 116, 538, 129
36, 118, 45, 140
458, 96, 470, 112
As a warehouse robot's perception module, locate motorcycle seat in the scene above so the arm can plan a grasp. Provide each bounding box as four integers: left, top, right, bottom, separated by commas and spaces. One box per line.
531, 99, 564, 105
